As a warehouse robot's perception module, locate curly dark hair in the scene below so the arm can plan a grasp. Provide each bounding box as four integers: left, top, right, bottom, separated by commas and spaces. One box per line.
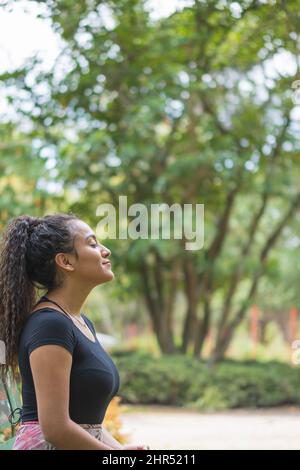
0, 213, 79, 383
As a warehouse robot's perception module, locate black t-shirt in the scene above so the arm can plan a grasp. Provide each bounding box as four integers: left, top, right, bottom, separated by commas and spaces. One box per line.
18, 308, 120, 425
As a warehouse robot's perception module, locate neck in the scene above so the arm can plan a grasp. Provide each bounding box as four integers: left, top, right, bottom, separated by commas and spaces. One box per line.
46, 283, 92, 316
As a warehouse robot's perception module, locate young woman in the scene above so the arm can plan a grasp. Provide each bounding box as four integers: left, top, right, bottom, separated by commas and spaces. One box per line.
0, 213, 150, 450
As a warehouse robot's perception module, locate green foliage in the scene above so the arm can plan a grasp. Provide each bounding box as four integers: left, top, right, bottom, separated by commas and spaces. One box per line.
112, 351, 300, 411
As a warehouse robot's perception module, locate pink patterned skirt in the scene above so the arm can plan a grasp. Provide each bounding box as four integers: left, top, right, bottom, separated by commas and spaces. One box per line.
12, 420, 103, 450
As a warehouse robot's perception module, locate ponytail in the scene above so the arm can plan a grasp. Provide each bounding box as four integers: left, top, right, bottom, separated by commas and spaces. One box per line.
0, 216, 37, 382
0, 213, 78, 382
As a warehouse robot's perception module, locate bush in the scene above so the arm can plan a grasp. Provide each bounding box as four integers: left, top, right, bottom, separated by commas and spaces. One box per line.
111, 352, 300, 411
103, 396, 130, 445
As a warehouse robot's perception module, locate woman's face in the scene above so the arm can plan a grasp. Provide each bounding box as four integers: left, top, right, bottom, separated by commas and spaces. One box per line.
63, 219, 114, 286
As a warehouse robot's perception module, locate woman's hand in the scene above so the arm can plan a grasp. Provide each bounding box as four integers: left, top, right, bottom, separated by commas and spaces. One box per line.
122, 443, 150, 450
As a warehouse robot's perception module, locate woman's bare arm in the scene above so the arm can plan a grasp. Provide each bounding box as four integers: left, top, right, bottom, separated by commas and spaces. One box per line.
100, 426, 123, 449
30, 344, 120, 450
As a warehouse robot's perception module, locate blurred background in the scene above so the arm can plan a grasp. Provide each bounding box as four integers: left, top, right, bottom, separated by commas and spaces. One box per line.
0, 0, 300, 449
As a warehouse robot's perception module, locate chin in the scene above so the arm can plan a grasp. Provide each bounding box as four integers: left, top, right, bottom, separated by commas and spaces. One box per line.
95, 272, 114, 287
107, 272, 114, 281
103, 270, 115, 282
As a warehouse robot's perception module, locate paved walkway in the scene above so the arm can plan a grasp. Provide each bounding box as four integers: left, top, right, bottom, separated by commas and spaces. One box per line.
120, 405, 300, 450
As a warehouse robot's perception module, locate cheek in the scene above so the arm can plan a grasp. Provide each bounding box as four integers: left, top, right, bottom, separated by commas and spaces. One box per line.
77, 249, 101, 272
75, 248, 113, 282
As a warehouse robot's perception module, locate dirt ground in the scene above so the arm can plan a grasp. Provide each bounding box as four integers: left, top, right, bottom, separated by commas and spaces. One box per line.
120, 405, 300, 450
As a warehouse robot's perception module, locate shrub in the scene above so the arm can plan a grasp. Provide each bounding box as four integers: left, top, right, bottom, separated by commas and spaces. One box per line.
111, 352, 300, 411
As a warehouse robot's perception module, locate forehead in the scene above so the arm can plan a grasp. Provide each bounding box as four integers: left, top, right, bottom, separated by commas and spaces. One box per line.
72, 220, 94, 241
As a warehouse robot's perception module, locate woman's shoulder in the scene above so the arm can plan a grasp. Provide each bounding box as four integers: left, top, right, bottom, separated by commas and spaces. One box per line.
20, 307, 77, 355
22, 307, 74, 337
26, 307, 71, 324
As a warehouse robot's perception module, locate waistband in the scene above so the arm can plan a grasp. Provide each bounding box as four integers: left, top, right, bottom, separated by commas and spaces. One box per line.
21, 420, 39, 425
20, 420, 103, 429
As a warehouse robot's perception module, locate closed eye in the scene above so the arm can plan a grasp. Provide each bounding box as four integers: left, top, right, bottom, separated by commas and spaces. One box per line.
87, 234, 101, 248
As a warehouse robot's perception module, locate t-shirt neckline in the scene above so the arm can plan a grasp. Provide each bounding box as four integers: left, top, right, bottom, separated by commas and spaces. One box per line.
28, 307, 97, 344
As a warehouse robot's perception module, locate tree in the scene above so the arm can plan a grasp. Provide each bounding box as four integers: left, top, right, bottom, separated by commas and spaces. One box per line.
1, 0, 300, 360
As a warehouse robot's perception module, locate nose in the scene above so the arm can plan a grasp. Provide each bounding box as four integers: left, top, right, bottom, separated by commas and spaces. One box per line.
100, 245, 111, 258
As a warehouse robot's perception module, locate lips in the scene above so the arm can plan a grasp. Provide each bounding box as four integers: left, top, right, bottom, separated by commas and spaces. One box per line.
102, 260, 111, 267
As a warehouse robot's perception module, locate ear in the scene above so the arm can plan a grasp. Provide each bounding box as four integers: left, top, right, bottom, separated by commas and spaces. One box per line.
54, 253, 76, 272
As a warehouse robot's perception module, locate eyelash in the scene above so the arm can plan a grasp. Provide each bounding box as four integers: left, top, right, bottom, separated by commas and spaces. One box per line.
90, 242, 99, 248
